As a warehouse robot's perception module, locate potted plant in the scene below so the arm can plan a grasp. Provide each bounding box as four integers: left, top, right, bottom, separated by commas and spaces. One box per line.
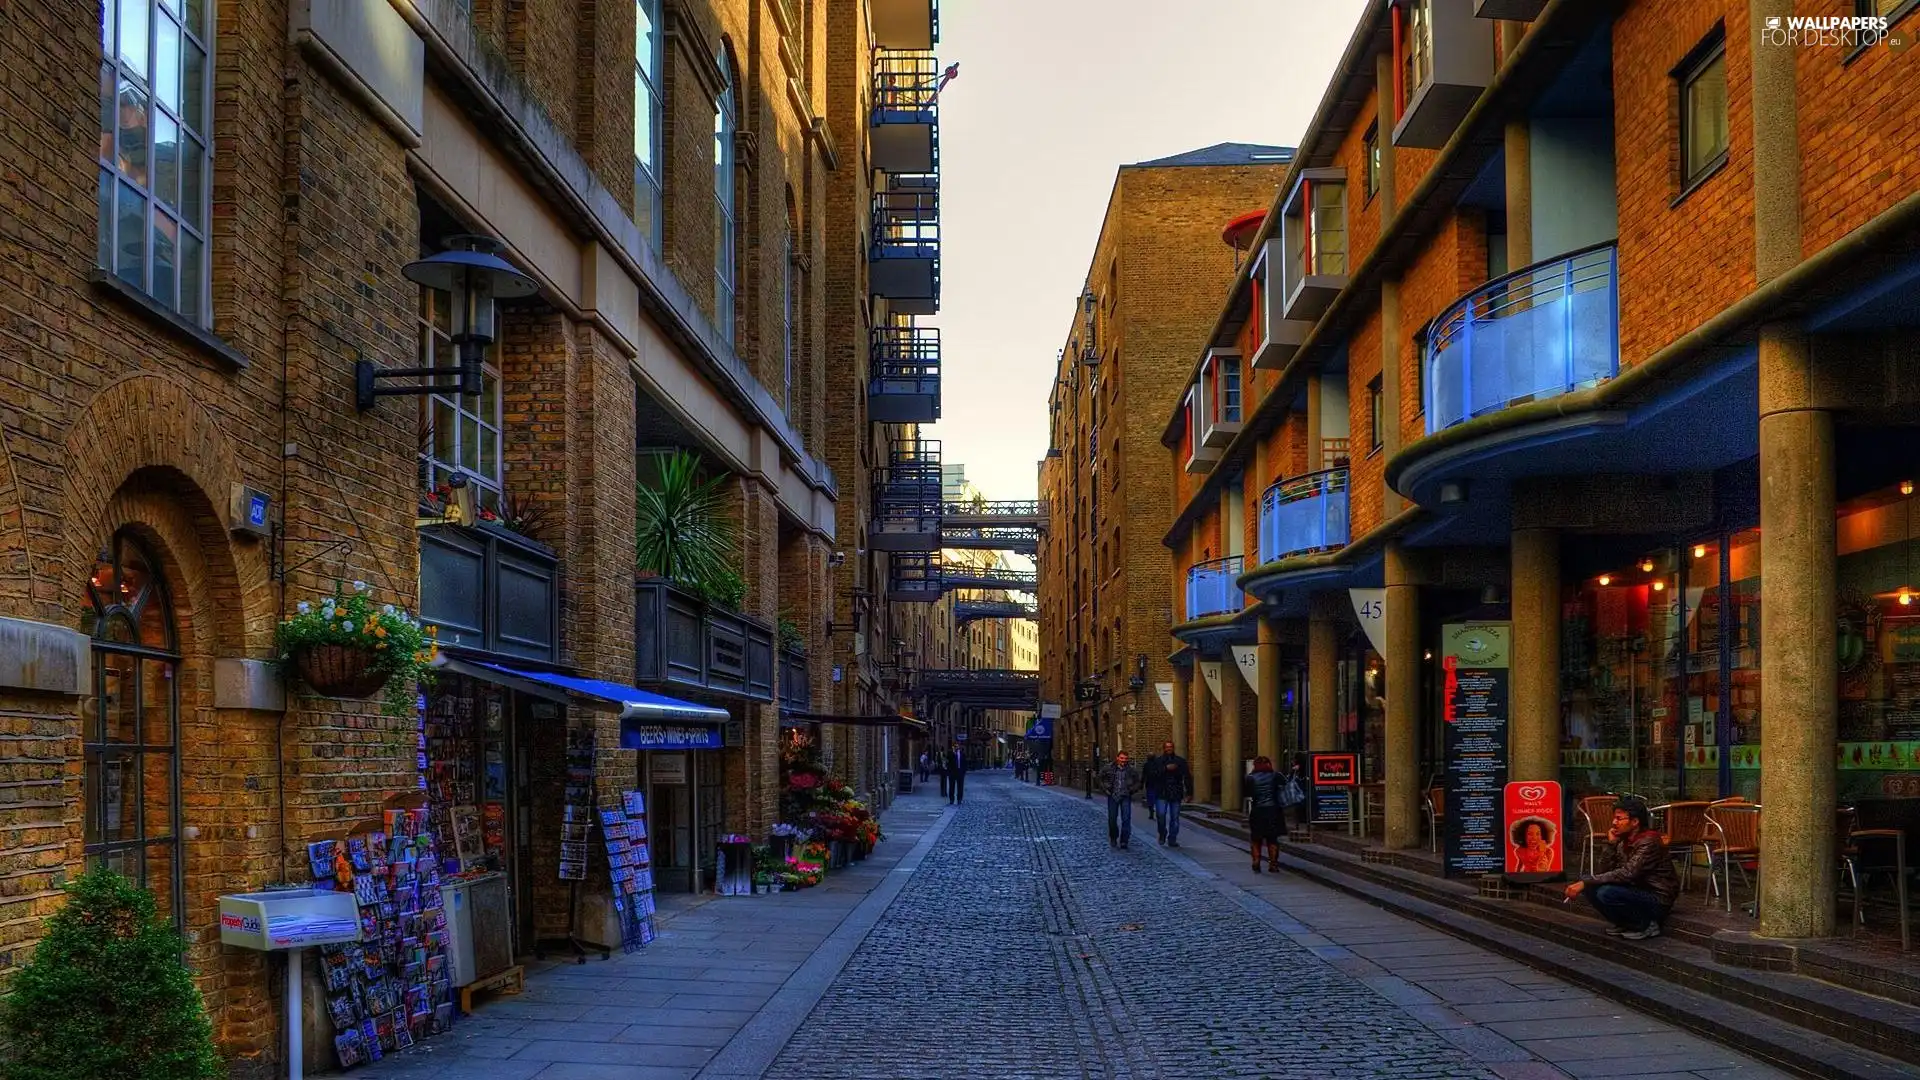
2, 867, 222, 1080
277, 581, 437, 717
777, 614, 805, 653
636, 450, 744, 607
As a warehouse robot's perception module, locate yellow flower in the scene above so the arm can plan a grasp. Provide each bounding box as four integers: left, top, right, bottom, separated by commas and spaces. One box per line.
426, 626, 438, 637
374, 626, 387, 639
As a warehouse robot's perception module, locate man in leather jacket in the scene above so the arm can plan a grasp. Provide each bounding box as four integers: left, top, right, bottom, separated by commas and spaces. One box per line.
1096, 752, 1144, 849
1563, 797, 1680, 940
1141, 741, 1192, 847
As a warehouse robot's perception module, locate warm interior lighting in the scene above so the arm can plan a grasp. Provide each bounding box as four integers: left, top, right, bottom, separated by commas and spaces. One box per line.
1692, 545, 1707, 559
1597, 574, 1611, 586
1639, 559, 1655, 573
1902, 588, 1914, 607
1652, 581, 1667, 592
1903, 480, 1914, 497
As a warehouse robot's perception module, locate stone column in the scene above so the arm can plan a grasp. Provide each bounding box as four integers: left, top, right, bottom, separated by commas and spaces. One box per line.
1171, 664, 1190, 759
1384, 543, 1423, 849
1510, 527, 1561, 781
1257, 616, 1282, 762
1190, 661, 1213, 805
1307, 595, 1340, 751
1374, 52, 1398, 219
1758, 325, 1836, 938
1220, 654, 1243, 812
1502, 24, 1532, 272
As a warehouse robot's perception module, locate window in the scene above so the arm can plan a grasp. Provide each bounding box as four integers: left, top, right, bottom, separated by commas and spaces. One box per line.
1367, 375, 1384, 452
714, 49, 738, 345
1363, 122, 1380, 201
782, 223, 795, 415
1412, 326, 1428, 416
1311, 183, 1348, 275
633, 0, 663, 250
99, 0, 212, 322
83, 531, 183, 928
1399, 0, 1433, 116
1218, 355, 1242, 423
1859, 0, 1912, 17
418, 285, 503, 509
1676, 28, 1728, 190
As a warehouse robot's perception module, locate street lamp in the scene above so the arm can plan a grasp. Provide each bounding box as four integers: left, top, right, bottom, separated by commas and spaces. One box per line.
355, 235, 539, 410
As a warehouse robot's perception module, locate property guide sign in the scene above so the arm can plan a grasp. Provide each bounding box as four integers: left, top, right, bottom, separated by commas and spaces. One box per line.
1442, 623, 1511, 878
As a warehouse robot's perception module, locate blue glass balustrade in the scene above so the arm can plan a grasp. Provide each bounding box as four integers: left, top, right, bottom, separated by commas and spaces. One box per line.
1423, 243, 1620, 435
1259, 467, 1351, 564
1185, 556, 1245, 620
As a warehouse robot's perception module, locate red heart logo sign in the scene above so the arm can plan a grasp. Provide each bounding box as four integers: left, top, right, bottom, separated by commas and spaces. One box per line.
1516, 785, 1548, 802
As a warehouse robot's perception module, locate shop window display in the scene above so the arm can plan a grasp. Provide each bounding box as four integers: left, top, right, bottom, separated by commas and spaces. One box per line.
1836, 481, 1920, 804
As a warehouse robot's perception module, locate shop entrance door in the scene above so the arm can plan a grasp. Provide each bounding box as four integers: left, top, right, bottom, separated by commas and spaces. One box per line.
648, 753, 694, 893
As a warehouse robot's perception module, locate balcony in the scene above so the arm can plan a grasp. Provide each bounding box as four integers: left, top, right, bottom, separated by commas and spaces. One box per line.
871, 51, 939, 174
1185, 556, 1246, 621
1474, 0, 1546, 17
419, 520, 559, 663
870, 178, 939, 315
870, 439, 943, 551
1259, 467, 1351, 564
872, 0, 937, 51
634, 579, 776, 702
870, 325, 941, 423
1198, 349, 1242, 447
1250, 240, 1313, 371
779, 647, 811, 713
1393, 0, 1496, 150
1423, 243, 1619, 436
888, 551, 942, 602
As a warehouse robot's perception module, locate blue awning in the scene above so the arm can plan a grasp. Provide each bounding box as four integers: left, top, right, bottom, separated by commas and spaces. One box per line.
447, 659, 729, 724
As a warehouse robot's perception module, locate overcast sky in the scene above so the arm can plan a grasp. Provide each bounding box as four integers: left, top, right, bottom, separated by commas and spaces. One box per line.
925, 0, 1369, 500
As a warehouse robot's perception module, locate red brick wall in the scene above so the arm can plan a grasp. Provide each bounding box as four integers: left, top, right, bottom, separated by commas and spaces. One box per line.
1347, 308, 1386, 536
1797, 7, 1920, 257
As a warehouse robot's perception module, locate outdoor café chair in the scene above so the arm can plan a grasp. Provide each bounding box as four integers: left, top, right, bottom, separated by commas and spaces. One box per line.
1653, 801, 1714, 895
1706, 799, 1761, 914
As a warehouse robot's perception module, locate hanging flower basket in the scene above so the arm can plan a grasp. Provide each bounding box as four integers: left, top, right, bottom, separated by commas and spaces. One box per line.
294, 644, 390, 699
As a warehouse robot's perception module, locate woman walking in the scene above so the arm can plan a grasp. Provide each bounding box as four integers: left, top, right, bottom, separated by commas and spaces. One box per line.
1244, 756, 1287, 872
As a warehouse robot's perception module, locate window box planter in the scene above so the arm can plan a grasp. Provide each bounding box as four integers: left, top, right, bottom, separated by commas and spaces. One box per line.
634, 579, 776, 702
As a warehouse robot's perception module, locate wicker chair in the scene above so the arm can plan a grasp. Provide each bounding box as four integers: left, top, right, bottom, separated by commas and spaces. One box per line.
1576, 794, 1622, 876
1705, 799, 1761, 913
1653, 801, 1714, 894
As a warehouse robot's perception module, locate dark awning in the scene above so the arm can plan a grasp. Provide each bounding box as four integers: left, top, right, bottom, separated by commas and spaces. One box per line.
443, 658, 729, 724
779, 711, 930, 734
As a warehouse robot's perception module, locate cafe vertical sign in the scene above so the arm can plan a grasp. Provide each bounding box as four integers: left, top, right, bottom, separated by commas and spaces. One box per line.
1442, 623, 1511, 878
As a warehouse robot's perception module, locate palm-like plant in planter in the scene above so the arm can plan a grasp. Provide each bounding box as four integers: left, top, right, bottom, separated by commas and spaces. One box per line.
636, 450, 743, 608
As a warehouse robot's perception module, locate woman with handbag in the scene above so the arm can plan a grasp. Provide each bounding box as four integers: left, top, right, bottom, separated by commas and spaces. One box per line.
1244, 756, 1287, 872
1284, 755, 1311, 832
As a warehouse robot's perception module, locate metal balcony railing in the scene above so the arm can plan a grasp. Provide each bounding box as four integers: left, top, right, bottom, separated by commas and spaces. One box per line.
870, 325, 940, 423
872, 50, 940, 125
871, 439, 943, 551
1185, 556, 1245, 621
1423, 242, 1619, 435
871, 185, 940, 260
1259, 467, 1350, 565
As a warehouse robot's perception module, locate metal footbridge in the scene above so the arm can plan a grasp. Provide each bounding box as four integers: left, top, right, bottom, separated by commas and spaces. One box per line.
916, 668, 1041, 710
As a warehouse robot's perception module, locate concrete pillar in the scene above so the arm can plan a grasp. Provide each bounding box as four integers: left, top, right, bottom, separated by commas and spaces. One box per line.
1189, 661, 1213, 805
1171, 665, 1190, 759
1510, 527, 1561, 781
1374, 52, 1398, 219
1758, 325, 1836, 939
1257, 616, 1282, 763
1384, 543, 1423, 848
1308, 600, 1339, 751
1500, 22, 1532, 271
1220, 654, 1243, 811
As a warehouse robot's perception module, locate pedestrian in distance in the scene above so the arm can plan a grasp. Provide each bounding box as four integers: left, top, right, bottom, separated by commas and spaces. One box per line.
918, 751, 930, 784
1096, 751, 1143, 848
1142, 741, 1192, 847
1287, 754, 1312, 833
1244, 756, 1288, 872
945, 742, 969, 805
936, 749, 950, 799
1562, 797, 1679, 940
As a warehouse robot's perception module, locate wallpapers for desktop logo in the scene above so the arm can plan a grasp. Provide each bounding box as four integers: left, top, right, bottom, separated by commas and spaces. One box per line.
1760, 14, 1898, 50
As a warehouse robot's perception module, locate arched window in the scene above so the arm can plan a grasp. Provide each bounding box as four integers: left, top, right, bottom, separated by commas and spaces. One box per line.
633, 0, 662, 250
82, 530, 183, 927
713, 49, 738, 345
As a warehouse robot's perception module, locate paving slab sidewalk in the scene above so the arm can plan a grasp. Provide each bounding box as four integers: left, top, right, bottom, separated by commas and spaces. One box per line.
346, 782, 953, 1080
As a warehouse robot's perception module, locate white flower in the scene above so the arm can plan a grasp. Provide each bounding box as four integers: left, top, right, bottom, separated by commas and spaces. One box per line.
352, 580, 369, 593
342, 621, 355, 633
296, 601, 311, 614
382, 604, 396, 616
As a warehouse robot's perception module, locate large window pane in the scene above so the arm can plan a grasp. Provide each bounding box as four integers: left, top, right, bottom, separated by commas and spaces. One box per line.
102, 755, 137, 842
1726, 529, 1761, 801
180, 134, 204, 230
152, 113, 178, 210
150, 213, 178, 310
141, 659, 174, 747
181, 38, 206, 132
1682, 539, 1722, 800
1682, 50, 1728, 183
115, 181, 146, 287
97, 171, 114, 270
182, 0, 204, 37
119, 0, 150, 81
116, 80, 148, 186
1836, 482, 1920, 806
99, 64, 116, 163
177, 231, 202, 322
155, 14, 180, 113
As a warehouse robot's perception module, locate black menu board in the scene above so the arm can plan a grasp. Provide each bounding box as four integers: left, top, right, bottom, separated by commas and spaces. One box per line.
1442, 623, 1511, 878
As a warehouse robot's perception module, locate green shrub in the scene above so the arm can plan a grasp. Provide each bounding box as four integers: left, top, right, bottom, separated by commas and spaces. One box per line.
3, 867, 221, 1080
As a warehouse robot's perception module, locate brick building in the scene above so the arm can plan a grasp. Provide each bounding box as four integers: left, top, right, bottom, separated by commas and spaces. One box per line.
1037, 144, 1291, 786
1159, 0, 1920, 948
0, 0, 938, 1070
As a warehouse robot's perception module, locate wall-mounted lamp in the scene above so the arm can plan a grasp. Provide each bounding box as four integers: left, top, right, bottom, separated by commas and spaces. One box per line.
356, 236, 537, 410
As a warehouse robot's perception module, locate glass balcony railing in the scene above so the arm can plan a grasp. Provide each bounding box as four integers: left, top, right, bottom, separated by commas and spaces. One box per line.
1423, 242, 1619, 435
1185, 556, 1245, 620
1259, 467, 1350, 564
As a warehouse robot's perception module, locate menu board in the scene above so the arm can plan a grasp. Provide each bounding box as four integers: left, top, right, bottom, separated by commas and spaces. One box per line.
1442, 623, 1511, 878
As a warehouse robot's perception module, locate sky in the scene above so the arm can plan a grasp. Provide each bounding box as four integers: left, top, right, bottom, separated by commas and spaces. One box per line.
925, 0, 1371, 501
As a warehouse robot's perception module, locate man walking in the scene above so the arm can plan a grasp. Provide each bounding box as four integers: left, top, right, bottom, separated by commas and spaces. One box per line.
946, 742, 969, 805
1563, 797, 1680, 940
1096, 751, 1143, 849
1143, 740, 1192, 847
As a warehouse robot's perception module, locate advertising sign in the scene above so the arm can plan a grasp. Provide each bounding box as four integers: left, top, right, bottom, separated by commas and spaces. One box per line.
1503, 780, 1564, 882
1025, 717, 1053, 740
1309, 752, 1358, 826
620, 722, 724, 751
1442, 623, 1512, 878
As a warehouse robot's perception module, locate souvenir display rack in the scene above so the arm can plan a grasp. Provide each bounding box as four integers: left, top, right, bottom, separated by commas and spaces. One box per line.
599, 790, 657, 952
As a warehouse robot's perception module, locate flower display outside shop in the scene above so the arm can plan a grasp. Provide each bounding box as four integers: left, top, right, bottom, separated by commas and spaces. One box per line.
774, 734, 882, 885
276, 581, 437, 717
